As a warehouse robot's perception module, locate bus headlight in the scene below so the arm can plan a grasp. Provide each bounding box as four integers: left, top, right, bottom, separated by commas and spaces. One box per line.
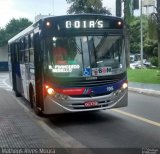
45, 84, 68, 100
122, 82, 128, 89
47, 88, 55, 95
45, 84, 55, 96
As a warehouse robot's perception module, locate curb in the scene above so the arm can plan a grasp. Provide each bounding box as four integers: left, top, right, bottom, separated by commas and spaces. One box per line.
128, 87, 160, 97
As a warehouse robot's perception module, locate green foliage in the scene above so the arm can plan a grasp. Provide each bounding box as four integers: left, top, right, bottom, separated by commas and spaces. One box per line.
150, 57, 158, 67
0, 28, 7, 47
144, 39, 158, 56
0, 18, 32, 47
130, 17, 141, 53
148, 15, 158, 40
124, 0, 134, 24
128, 69, 160, 84
130, 16, 158, 59
66, 0, 111, 15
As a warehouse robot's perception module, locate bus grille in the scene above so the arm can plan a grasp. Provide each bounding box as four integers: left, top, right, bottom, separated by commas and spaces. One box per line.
69, 100, 113, 110
70, 92, 112, 98
63, 78, 120, 87
53, 72, 126, 88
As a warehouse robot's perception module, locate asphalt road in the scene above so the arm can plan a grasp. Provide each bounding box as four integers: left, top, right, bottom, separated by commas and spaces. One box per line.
45, 92, 160, 149
0, 72, 160, 153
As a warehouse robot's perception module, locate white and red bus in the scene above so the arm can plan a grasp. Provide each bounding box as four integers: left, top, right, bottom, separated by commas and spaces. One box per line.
8, 14, 128, 115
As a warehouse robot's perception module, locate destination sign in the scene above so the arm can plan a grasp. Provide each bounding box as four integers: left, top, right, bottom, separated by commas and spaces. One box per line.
55, 17, 121, 30
49, 65, 80, 73
65, 20, 104, 29
43, 16, 123, 34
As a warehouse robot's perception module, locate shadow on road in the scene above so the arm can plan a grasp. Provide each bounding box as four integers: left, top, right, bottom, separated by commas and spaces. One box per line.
46, 110, 122, 126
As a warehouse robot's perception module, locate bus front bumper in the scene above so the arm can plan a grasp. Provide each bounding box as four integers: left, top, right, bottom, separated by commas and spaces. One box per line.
43, 88, 128, 114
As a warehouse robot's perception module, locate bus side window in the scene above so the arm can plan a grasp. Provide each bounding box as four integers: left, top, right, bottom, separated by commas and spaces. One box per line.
19, 39, 25, 64
29, 33, 34, 64
25, 51, 29, 63
24, 35, 29, 63
30, 49, 34, 64
15, 43, 19, 63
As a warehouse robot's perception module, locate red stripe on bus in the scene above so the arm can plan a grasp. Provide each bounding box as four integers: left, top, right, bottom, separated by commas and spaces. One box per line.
55, 88, 85, 95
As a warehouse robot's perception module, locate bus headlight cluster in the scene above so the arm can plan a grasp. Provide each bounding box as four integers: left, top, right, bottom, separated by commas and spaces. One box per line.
45, 84, 68, 100
54, 93, 68, 100
47, 88, 55, 95
45, 85, 55, 95
112, 82, 128, 97
122, 82, 128, 89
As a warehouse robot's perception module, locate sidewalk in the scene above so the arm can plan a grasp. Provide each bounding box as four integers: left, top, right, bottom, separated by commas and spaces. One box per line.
128, 82, 160, 96
0, 88, 63, 149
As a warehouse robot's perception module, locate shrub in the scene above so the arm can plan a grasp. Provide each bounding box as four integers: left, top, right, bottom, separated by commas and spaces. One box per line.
150, 57, 158, 67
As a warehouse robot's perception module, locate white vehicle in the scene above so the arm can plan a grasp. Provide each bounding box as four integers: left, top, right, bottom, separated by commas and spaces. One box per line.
130, 54, 151, 69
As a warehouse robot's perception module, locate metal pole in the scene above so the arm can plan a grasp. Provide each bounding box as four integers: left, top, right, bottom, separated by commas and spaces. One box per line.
140, 0, 143, 68
52, 0, 54, 15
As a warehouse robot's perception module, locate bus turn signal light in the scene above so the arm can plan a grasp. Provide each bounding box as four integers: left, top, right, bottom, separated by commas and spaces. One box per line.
45, 85, 49, 89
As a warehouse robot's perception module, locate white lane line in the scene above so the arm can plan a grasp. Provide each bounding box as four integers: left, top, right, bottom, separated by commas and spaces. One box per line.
0, 86, 9, 87
0, 76, 9, 78
111, 109, 160, 127
3, 78, 12, 88
5, 89, 12, 91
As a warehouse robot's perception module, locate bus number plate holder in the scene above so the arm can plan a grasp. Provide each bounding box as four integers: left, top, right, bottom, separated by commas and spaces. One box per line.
84, 101, 98, 107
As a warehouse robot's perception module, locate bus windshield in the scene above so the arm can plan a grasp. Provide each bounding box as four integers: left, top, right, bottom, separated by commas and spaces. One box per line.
45, 35, 126, 77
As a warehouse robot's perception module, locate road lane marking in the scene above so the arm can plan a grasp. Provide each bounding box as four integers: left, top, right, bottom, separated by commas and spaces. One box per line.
0, 75, 12, 91
3, 78, 12, 88
112, 109, 160, 127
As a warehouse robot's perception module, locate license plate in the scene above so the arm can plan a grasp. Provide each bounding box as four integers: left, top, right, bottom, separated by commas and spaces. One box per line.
84, 101, 98, 107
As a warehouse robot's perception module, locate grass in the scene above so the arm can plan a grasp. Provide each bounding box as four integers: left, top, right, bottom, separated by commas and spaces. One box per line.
127, 68, 160, 84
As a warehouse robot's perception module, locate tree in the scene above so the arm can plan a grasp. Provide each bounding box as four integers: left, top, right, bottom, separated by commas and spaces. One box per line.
66, 0, 111, 15
130, 16, 158, 61
148, 0, 160, 68
0, 18, 32, 47
157, 0, 160, 68
123, 0, 133, 68
0, 28, 7, 47
116, 0, 122, 17
121, 0, 139, 68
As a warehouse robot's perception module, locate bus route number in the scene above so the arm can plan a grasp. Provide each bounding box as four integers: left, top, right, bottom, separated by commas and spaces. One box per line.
106, 86, 114, 92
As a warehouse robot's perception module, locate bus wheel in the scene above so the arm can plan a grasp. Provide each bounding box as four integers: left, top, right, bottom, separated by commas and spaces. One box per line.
30, 90, 43, 116
15, 90, 21, 97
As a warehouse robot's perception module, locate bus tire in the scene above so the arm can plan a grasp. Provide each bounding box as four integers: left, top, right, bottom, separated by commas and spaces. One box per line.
30, 89, 43, 116
34, 105, 43, 117
15, 90, 21, 97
